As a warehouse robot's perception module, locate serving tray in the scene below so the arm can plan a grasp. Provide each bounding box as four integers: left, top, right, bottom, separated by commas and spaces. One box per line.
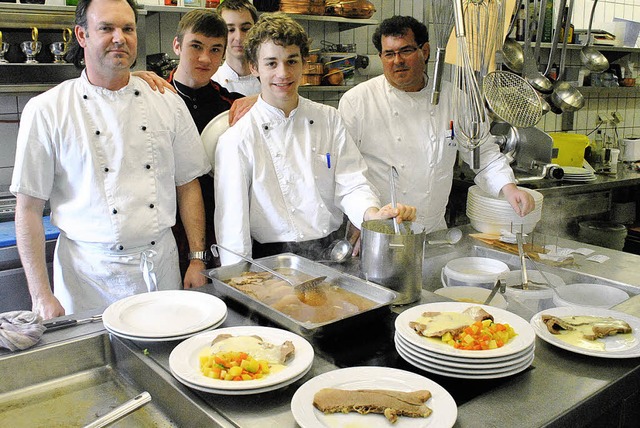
204, 253, 396, 337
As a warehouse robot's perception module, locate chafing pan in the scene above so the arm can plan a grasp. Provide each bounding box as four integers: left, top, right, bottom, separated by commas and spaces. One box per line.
204, 253, 396, 337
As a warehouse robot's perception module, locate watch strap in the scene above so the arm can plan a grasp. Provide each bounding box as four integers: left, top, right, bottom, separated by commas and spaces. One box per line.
188, 251, 209, 262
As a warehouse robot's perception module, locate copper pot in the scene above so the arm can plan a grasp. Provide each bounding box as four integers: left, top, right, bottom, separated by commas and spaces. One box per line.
303, 62, 324, 74
280, 0, 325, 15
301, 74, 322, 86
325, 0, 375, 19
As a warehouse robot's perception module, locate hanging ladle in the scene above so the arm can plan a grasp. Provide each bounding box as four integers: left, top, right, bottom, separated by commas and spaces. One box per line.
580, 0, 609, 73
522, 0, 553, 93
549, 0, 585, 112
501, 0, 524, 73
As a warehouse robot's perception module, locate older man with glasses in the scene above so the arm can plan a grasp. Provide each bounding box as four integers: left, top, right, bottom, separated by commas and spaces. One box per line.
338, 15, 534, 242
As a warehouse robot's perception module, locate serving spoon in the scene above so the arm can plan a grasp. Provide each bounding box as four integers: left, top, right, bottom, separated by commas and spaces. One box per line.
211, 243, 326, 294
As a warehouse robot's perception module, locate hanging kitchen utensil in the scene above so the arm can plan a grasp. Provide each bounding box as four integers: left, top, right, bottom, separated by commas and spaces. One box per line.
550, 0, 585, 112
501, 0, 524, 73
580, 0, 609, 73
452, 0, 490, 170
389, 166, 401, 235
429, 0, 456, 105
463, 0, 505, 86
543, 0, 565, 78
483, 70, 543, 128
522, 0, 553, 93
210, 244, 327, 294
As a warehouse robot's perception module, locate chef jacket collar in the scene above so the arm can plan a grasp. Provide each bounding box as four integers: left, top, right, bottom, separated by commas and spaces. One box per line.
79, 69, 139, 99
256, 94, 301, 120
384, 73, 430, 95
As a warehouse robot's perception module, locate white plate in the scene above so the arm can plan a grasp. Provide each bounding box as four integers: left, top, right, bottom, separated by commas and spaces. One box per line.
169, 326, 314, 391
103, 290, 227, 338
395, 302, 535, 359
201, 110, 230, 175
395, 333, 534, 368
171, 361, 312, 395
530, 307, 640, 358
291, 366, 457, 428
396, 342, 534, 380
395, 336, 534, 375
105, 313, 227, 342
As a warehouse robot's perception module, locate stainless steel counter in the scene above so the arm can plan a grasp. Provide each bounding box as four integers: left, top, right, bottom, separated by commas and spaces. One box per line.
2, 227, 640, 427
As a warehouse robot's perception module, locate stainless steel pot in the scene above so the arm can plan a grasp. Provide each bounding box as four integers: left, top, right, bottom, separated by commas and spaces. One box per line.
360, 219, 426, 305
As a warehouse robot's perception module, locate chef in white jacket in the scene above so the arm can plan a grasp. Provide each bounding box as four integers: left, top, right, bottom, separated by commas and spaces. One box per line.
214, 13, 416, 266
212, 0, 261, 96
339, 16, 534, 233
10, 0, 211, 319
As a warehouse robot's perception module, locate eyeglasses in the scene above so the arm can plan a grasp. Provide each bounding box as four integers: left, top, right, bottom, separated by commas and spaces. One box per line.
380, 46, 420, 61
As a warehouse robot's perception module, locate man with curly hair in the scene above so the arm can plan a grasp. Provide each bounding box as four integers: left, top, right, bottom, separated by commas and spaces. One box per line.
213, 13, 416, 265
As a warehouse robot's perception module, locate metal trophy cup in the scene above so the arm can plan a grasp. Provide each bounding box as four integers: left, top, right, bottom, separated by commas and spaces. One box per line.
0, 31, 8, 64
50, 42, 67, 63
50, 28, 72, 64
21, 27, 41, 64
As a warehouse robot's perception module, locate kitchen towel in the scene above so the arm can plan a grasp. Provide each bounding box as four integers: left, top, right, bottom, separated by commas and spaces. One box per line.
0, 310, 46, 351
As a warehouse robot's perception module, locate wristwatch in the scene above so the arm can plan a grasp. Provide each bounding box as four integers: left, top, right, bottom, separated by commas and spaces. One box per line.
188, 251, 209, 263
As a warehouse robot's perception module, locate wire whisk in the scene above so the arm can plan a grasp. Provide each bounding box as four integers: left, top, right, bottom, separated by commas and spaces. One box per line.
463, 0, 506, 87
429, 0, 456, 105
452, 0, 490, 168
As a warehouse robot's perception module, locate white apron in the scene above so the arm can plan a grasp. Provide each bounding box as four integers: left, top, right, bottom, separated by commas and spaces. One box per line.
54, 229, 181, 314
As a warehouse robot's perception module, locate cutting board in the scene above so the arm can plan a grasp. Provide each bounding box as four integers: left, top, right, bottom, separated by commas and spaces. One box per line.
470, 233, 575, 267
0, 216, 60, 248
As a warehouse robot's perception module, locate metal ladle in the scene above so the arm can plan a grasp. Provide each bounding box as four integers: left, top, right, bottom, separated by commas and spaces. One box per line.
581, 0, 609, 73
522, 0, 553, 93
389, 165, 400, 234
428, 228, 463, 245
550, 0, 585, 112
501, 0, 524, 73
326, 225, 353, 263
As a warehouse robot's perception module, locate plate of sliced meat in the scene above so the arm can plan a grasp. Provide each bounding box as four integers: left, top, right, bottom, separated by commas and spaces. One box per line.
531, 307, 640, 358
291, 366, 456, 428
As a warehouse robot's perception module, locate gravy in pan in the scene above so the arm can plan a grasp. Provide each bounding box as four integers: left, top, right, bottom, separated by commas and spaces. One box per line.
225, 269, 376, 324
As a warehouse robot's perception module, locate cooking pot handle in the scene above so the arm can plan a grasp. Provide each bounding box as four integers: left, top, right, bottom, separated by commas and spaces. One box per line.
441, 268, 447, 287
389, 243, 405, 248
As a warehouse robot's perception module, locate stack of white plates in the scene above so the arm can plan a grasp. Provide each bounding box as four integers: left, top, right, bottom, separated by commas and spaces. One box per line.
169, 326, 314, 395
102, 290, 228, 342
466, 185, 544, 234
395, 302, 536, 379
560, 166, 596, 182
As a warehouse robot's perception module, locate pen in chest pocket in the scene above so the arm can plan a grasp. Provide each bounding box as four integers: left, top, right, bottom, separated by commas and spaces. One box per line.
326, 152, 331, 168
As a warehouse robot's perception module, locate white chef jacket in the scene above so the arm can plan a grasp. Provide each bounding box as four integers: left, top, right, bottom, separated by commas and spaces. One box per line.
11, 71, 211, 313
338, 75, 515, 233
214, 96, 380, 265
212, 62, 262, 96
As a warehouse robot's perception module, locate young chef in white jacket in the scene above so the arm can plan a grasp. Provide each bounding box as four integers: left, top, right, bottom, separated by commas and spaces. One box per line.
212, 0, 262, 96
10, 0, 211, 319
214, 13, 416, 266
338, 16, 535, 234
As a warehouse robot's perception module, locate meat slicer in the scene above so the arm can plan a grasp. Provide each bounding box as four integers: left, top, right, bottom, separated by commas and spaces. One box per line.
490, 123, 564, 182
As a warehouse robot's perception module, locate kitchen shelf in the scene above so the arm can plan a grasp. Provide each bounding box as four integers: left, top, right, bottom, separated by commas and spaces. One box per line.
298, 85, 356, 92
143, 5, 378, 30
577, 85, 640, 96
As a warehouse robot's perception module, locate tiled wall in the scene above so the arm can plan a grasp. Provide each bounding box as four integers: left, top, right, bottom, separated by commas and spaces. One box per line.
0, 95, 24, 195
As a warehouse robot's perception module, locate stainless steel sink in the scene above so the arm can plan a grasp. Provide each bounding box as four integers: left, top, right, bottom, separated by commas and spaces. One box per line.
0, 333, 226, 427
